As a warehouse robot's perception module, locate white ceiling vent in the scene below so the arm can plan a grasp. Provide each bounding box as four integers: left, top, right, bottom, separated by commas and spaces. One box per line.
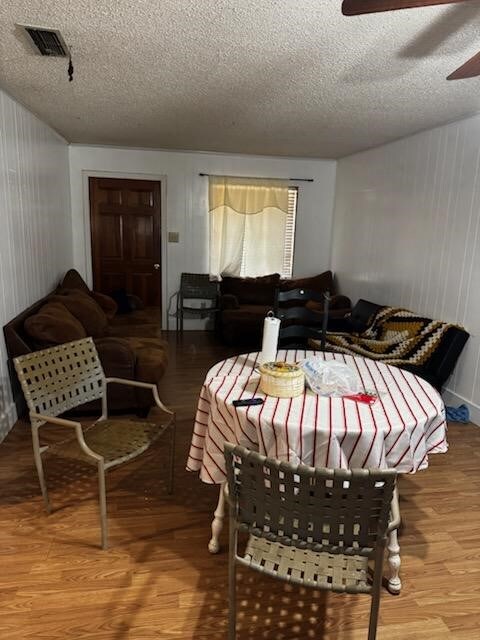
21, 25, 69, 57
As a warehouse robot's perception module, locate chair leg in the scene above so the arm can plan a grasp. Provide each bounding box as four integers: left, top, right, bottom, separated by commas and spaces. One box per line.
31, 425, 51, 513
368, 547, 385, 640
368, 589, 381, 640
167, 418, 176, 495
176, 296, 180, 334
97, 461, 108, 550
228, 524, 237, 640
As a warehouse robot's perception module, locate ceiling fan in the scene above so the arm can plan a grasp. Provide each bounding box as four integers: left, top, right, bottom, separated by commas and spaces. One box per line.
341, 0, 480, 80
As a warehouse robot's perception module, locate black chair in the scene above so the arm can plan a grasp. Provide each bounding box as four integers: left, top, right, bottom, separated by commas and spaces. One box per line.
176, 273, 219, 333
275, 288, 330, 349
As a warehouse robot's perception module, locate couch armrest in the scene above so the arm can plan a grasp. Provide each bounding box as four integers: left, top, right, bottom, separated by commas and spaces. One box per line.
414, 327, 469, 391
220, 293, 240, 310
94, 337, 136, 378
94, 337, 138, 410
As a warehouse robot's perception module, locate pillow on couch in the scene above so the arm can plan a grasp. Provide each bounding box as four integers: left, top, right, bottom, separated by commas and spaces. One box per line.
50, 289, 108, 337
24, 302, 87, 346
280, 270, 334, 294
90, 291, 118, 319
58, 269, 118, 319
220, 273, 280, 305
59, 268, 90, 293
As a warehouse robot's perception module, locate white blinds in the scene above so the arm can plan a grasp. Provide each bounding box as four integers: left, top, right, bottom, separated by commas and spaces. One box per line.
282, 187, 298, 279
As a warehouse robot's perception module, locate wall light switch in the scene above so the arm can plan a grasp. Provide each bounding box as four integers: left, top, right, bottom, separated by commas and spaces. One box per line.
168, 231, 179, 243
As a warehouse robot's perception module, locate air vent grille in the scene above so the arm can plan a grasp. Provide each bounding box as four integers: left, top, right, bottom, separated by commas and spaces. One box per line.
24, 27, 68, 57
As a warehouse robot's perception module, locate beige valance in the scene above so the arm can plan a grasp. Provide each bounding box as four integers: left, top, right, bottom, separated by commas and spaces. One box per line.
208, 176, 290, 215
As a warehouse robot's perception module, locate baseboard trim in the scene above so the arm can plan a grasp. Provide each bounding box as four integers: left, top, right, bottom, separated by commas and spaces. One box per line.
442, 388, 480, 427
0, 400, 18, 443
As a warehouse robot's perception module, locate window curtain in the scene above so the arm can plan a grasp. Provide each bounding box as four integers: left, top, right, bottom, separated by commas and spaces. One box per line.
209, 176, 290, 279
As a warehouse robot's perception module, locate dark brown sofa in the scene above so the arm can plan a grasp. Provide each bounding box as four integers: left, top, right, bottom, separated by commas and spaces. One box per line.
218, 271, 351, 346
3, 269, 168, 417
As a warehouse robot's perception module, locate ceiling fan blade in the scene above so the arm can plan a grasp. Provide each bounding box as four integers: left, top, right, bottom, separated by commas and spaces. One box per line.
447, 51, 480, 79
342, 0, 471, 16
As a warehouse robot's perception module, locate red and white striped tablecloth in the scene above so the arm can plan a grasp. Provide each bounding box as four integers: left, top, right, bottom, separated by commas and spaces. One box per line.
187, 350, 447, 484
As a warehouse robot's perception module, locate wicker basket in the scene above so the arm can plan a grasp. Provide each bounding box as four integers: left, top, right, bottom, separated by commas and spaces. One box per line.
259, 362, 305, 398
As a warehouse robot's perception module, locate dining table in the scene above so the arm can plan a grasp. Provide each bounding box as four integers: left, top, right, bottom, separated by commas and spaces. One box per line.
187, 349, 447, 594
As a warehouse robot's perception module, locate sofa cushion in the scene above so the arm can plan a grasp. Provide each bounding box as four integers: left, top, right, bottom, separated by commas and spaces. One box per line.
123, 337, 169, 381
59, 268, 90, 293
24, 302, 87, 346
280, 271, 334, 295
220, 274, 280, 305
90, 291, 118, 320
220, 293, 240, 310
50, 289, 108, 337
121, 336, 169, 405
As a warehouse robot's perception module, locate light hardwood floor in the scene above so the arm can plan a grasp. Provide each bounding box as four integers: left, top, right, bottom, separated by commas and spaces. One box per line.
1, 331, 479, 639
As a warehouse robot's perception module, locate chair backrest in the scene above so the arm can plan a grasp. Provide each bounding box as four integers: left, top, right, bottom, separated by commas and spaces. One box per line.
274, 287, 326, 314
224, 444, 396, 555
278, 322, 324, 348
14, 337, 105, 418
180, 273, 218, 300
276, 288, 330, 348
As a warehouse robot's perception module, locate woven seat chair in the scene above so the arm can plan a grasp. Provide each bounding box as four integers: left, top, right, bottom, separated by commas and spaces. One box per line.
224, 443, 400, 640
14, 337, 175, 549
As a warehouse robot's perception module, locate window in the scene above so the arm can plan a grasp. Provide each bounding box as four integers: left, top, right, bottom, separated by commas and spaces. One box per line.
282, 186, 298, 278
240, 187, 297, 279
209, 178, 298, 280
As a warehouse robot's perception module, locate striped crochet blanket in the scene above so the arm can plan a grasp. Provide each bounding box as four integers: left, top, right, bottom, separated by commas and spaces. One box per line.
311, 306, 460, 368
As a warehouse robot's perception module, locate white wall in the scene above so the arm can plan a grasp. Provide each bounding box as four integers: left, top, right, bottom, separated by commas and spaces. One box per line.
68, 145, 337, 329
0, 89, 72, 439
332, 113, 480, 422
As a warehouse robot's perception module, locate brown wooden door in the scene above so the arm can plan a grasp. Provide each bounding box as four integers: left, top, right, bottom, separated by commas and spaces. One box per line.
89, 177, 161, 307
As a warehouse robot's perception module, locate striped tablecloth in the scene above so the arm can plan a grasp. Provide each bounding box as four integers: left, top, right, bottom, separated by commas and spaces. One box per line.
187, 350, 447, 484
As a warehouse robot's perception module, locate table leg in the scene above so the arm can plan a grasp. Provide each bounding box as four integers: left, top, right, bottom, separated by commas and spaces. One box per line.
208, 482, 226, 554
387, 527, 401, 594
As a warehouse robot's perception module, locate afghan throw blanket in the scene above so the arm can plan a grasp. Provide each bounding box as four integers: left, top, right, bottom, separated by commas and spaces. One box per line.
311, 306, 459, 368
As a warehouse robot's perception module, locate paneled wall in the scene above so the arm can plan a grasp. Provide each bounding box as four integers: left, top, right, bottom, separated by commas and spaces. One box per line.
0, 89, 72, 439
68, 146, 337, 330
332, 113, 480, 422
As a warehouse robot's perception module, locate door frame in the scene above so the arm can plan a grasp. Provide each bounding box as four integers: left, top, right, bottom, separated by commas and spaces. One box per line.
81, 170, 168, 329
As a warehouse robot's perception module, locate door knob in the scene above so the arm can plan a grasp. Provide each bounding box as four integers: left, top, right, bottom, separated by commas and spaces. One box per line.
153, 263, 160, 270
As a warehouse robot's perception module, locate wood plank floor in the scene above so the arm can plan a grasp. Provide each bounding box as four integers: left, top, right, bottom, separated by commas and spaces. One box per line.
1, 330, 479, 639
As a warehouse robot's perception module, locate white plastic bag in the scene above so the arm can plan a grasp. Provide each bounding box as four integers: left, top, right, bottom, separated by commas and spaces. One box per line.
299, 358, 360, 397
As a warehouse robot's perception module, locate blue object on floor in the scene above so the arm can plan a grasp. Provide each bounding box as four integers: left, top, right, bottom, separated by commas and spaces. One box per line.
445, 404, 470, 423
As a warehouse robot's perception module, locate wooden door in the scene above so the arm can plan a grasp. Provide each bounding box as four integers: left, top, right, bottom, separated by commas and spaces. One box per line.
89, 177, 161, 307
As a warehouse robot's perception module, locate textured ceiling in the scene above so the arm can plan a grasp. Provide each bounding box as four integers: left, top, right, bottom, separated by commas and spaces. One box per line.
1, 1, 480, 158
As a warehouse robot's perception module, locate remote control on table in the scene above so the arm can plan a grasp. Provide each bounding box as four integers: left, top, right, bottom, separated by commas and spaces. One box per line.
232, 398, 264, 407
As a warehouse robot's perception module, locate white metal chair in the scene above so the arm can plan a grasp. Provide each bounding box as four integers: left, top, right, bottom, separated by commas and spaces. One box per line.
14, 337, 175, 549
224, 443, 400, 640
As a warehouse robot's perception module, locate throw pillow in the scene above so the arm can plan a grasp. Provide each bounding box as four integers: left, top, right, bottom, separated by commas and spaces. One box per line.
58, 268, 90, 293
90, 291, 118, 320
220, 273, 280, 305
50, 289, 108, 337
280, 270, 334, 294
24, 302, 87, 346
